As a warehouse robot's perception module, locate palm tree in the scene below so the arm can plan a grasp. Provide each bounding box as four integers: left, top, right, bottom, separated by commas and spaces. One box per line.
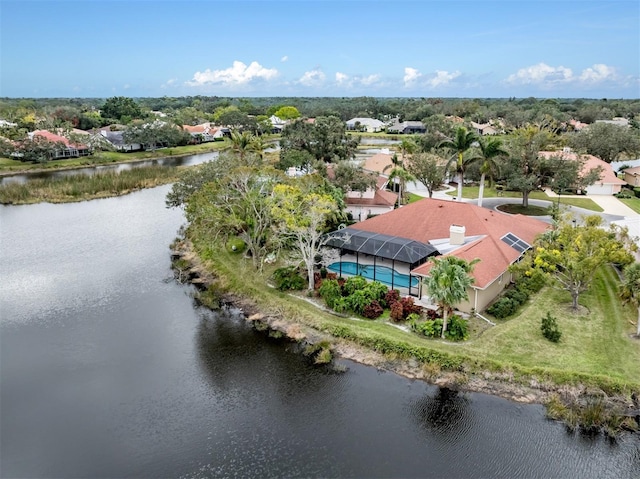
423, 256, 478, 338
620, 262, 640, 336
476, 137, 507, 207
384, 153, 415, 206
230, 130, 255, 163
438, 126, 479, 202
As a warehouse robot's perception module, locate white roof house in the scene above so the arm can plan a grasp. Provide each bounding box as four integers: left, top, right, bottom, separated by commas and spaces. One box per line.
346, 118, 385, 133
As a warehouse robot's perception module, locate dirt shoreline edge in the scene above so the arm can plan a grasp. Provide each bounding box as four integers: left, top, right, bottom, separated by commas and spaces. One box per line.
172, 239, 640, 435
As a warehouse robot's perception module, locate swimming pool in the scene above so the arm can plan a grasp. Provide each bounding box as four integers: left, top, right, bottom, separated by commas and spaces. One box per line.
327, 262, 420, 289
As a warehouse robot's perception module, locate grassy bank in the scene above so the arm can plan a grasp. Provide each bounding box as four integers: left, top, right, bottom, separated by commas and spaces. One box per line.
188, 233, 640, 400
0, 139, 230, 175
619, 196, 640, 214
0, 166, 179, 204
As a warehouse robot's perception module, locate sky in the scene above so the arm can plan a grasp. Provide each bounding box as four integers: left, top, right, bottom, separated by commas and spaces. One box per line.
1, 0, 639, 99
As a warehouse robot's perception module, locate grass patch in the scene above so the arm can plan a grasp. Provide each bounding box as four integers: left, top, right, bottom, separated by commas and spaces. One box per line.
619, 196, 640, 214
0, 165, 179, 204
188, 230, 640, 395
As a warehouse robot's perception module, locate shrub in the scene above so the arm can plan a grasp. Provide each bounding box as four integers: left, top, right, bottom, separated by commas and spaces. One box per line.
365, 281, 389, 304
347, 289, 371, 315
318, 279, 342, 309
615, 189, 634, 199
486, 297, 518, 318
272, 266, 305, 291
541, 311, 562, 342
445, 315, 469, 341
634, 187, 640, 199
518, 269, 546, 294
505, 288, 529, 306
385, 289, 401, 306
343, 275, 368, 295
410, 318, 443, 338
226, 237, 245, 253
399, 296, 421, 318
390, 301, 404, 322
320, 267, 328, 279
425, 308, 441, 320
362, 300, 384, 319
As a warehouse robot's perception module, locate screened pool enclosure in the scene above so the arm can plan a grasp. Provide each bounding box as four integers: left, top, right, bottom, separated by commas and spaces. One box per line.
324, 227, 438, 295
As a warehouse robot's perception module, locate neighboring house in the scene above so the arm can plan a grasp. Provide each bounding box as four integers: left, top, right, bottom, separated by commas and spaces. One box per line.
269, 115, 287, 133
182, 123, 223, 142
29, 130, 91, 158
362, 152, 394, 176
346, 117, 385, 133
386, 120, 426, 134
623, 166, 640, 187
470, 121, 498, 136
539, 150, 626, 195
99, 130, 143, 152
568, 119, 589, 131
345, 176, 398, 221
325, 198, 548, 312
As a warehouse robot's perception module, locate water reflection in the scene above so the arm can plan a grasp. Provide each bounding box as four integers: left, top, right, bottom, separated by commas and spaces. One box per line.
0, 151, 218, 185
409, 387, 473, 436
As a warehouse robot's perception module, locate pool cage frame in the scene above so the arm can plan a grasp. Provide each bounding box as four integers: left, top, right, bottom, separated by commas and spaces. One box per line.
324, 227, 438, 296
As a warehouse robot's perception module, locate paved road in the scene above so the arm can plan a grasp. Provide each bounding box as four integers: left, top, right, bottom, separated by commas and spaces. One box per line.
406, 181, 637, 226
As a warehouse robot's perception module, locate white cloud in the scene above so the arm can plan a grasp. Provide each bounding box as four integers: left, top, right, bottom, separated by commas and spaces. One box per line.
298, 69, 326, 87
579, 64, 616, 83
186, 61, 278, 86
427, 70, 461, 88
505, 62, 622, 89
281, 55, 288, 62
360, 74, 380, 86
505, 62, 573, 85
403, 67, 421, 86
335, 72, 349, 84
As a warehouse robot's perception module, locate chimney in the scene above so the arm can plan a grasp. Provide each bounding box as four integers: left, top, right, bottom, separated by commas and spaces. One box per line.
450, 224, 465, 245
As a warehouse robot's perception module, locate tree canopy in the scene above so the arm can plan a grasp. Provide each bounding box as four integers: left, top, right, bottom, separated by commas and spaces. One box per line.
101, 96, 143, 123
533, 215, 634, 310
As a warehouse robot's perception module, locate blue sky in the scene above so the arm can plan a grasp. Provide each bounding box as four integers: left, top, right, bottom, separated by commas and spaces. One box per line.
1, 0, 639, 98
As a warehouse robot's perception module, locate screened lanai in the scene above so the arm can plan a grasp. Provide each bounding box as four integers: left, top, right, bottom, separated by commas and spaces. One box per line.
324, 227, 438, 296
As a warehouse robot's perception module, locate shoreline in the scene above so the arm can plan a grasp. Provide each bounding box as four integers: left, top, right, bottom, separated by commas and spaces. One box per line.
171, 239, 640, 435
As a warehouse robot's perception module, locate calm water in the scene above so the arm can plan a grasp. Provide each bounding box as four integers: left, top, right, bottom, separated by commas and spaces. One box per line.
1, 186, 638, 478
0, 151, 218, 185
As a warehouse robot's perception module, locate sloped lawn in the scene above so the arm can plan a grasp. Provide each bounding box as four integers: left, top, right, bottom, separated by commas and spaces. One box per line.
465, 265, 640, 382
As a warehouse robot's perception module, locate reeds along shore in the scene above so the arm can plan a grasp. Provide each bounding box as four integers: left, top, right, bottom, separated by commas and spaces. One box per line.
0, 166, 179, 204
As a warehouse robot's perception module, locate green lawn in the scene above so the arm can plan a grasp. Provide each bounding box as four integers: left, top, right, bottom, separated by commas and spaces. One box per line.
192, 237, 640, 392
619, 196, 640, 214
469, 265, 640, 383
446, 186, 603, 212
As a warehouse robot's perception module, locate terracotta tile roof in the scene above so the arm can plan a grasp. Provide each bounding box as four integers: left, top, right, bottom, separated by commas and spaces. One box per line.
32, 130, 87, 149
539, 151, 626, 186
362, 153, 393, 174
347, 189, 397, 207
349, 198, 549, 288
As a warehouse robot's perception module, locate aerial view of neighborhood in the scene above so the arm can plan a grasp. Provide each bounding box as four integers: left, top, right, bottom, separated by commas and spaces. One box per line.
1, 1, 639, 478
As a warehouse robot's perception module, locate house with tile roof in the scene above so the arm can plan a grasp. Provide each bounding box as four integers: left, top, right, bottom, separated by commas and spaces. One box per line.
29, 130, 91, 159
623, 166, 640, 187
182, 123, 223, 142
325, 198, 549, 313
539, 150, 626, 195
345, 175, 398, 221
